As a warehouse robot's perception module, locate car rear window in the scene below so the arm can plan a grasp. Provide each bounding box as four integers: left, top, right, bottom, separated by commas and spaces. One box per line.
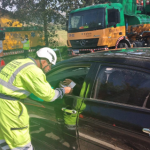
95, 66, 150, 108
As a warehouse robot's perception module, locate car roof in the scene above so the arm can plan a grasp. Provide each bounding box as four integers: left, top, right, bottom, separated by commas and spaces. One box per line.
55, 47, 150, 71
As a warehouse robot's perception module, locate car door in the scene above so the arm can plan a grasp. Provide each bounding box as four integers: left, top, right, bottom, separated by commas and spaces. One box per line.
24, 62, 94, 150
77, 63, 150, 150
46, 62, 98, 150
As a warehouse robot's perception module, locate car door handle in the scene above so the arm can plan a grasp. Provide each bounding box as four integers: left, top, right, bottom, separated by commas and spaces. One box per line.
62, 108, 77, 114
142, 128, 150, 136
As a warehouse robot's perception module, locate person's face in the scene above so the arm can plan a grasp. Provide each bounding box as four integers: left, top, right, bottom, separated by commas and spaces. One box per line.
41, 59, 51, 73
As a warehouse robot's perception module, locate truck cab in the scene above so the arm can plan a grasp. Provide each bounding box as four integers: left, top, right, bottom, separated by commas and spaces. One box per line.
67, 0, 150, 56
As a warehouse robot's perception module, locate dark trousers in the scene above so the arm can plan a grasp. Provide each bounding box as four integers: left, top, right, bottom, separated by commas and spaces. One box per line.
24, 50, 29, 58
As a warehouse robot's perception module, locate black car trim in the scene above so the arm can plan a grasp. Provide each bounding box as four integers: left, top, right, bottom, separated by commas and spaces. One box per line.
48, 62, 91, 76
84, 97, 150, 112
86, 63, 101, 98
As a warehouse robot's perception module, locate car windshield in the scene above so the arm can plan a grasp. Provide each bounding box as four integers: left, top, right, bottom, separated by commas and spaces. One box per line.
68, 8, 105, 32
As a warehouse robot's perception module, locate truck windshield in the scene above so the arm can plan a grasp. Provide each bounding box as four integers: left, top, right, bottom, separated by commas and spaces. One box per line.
68, 8, 105, 32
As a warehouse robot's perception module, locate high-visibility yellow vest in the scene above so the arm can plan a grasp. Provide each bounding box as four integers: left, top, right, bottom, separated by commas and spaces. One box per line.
23, 40, 30, 50
0, 58, 55, 100
0, 58, 55, 149
0, 58, 35, 98
0, 58, 35, 149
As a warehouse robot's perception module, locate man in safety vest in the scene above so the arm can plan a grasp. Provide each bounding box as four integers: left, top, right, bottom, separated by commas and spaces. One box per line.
21, 35, 30, 58
0, 47, 72, 150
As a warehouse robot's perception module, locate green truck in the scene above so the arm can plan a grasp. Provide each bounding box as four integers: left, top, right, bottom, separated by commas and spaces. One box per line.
67, 0, 150, 55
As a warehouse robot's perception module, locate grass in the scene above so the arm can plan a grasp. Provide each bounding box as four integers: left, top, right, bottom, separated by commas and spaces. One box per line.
55, 30, 67, 46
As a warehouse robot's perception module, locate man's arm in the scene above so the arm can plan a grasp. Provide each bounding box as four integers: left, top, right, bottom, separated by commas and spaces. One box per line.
51, 87, 71, 102
22, 66, 71, 102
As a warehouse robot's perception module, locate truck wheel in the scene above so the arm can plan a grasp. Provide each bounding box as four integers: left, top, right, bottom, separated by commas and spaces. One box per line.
118, 42, 128, 48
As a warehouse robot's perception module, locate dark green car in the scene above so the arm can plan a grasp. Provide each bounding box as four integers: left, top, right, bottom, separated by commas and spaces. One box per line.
24, 47, 150, 150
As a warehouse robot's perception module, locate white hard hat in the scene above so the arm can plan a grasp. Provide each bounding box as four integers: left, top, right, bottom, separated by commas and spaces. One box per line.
36, 47, 57, 65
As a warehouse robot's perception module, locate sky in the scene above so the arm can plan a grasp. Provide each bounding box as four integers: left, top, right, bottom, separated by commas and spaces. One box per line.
0, 1, 66, 17
0, 1, 16, 12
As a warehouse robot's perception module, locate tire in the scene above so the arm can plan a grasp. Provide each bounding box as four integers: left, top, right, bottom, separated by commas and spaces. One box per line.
118, 42, 129, 48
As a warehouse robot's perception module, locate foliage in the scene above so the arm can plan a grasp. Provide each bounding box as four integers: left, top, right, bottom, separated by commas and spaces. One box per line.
82, 0, 105, 6
56, 0, 105, 20
1, 0, 66, 46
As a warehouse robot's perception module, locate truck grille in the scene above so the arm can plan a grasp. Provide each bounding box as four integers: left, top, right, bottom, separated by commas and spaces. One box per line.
70, 38, 99, 49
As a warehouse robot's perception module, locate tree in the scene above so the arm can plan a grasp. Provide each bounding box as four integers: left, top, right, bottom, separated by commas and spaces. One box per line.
57, 0, 105, 20
82, 0, 106, 6
1, 0, 65, 47
57, 0, 85, 17
0, 0, 106, 46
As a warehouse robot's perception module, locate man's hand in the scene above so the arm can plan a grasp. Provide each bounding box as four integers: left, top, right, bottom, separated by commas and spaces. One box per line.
64, 87, 73, 94
59, 79, 72, 88
63, 79, 72, 86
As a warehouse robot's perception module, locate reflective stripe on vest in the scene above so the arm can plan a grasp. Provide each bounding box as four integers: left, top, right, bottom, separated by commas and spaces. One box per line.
0, 93, 18, 101
0, 78, 30, 96
0, 61, 35, 96
8, 62, 33, 84
65, 125, 76, 130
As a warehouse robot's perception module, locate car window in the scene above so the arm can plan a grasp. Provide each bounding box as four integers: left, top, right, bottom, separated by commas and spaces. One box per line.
94, 66, 150, 107
47, 66, 90, 96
